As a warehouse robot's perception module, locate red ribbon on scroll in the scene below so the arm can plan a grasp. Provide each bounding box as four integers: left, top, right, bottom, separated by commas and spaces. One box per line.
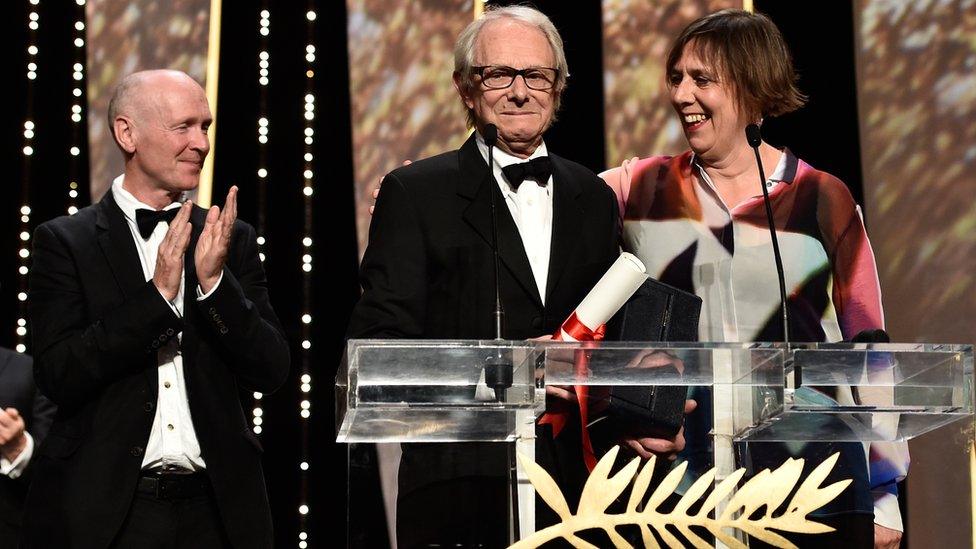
538, 311, 605, 471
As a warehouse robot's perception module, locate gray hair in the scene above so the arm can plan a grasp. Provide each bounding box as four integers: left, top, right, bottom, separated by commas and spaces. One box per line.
106, 71, 172, 131
453, 5, 569, 128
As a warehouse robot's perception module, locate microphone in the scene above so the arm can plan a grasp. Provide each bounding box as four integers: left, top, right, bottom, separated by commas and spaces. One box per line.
745, 123, 790, 346
482, 123, 518, 540
484, 124, 503, 341
484, 123, 498, 148
482, 123, 513, 402
745, 123, 762, 148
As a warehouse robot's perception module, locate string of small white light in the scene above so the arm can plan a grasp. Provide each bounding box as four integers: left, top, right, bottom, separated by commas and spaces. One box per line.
251, 5, 272, 437
68, 0, 87, 216
18, 0, 41, 354
297, 4, 317, 547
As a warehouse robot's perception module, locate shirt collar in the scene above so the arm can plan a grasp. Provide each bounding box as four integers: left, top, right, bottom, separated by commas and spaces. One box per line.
111, 174, 182, 223
474, 131, 549, 168
771, 148, 798, 184
690, 147, 795, 187
475, 132, 550, 194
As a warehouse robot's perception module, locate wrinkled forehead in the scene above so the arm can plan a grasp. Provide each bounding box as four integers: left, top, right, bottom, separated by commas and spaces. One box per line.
145, 80, 211, 122
474, 19, 554, 68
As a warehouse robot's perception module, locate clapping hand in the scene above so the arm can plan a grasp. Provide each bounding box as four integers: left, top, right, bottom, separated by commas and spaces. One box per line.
0, 407, 28, 462
196, 186, 238, 294
152, 201, 193, 302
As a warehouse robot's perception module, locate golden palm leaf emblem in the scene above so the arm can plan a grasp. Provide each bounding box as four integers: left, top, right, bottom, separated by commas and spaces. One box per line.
510, 446, 851, 548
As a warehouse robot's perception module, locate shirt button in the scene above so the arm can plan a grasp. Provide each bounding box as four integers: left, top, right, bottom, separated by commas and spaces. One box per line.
167, 424, 174, 431
164, 381, 171, 389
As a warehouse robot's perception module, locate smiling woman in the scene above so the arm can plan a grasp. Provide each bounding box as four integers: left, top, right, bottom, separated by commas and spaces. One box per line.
600, 8, 908, 548
662, 10, 804, 191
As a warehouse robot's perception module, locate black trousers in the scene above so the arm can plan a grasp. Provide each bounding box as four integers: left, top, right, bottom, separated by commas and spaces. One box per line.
110, 479, 232, 549
0, 519, 18, 549
396, 475, 509, 549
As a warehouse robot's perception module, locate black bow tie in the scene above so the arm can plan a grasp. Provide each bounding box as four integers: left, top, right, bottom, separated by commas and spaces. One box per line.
501, 156, 552, 190
135, 208, 179, 239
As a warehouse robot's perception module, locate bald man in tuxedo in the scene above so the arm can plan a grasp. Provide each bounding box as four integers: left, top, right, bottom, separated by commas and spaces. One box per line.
23, 70, 289, 549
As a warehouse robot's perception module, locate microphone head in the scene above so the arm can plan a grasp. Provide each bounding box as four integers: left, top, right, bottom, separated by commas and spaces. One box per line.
483, 124, 498, 147
745, 124, 763, 148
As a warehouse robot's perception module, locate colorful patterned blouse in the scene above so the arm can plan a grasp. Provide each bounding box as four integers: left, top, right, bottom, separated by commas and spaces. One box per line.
604, 149, 883, 343
601, 149, 910, 530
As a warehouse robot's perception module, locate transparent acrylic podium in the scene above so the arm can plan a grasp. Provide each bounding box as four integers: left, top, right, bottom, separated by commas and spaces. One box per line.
337, 339, 543, 444
336, 340, 973, 548
336, 340, 543, 548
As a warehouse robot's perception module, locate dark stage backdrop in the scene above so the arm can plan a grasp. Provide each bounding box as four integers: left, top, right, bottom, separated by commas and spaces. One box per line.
4, 1, 973, 547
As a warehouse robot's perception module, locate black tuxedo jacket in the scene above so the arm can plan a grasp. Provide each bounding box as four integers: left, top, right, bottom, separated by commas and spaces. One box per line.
347, 135, 619, 547
348, 134, 619, 341
22, 191, 289, 549
0, 349, 55, 547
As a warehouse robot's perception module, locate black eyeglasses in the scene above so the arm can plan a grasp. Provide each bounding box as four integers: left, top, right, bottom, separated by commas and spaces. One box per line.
472, 65, 560, 91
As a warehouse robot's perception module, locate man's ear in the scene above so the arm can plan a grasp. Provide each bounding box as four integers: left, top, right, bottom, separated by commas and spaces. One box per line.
113, 116, 137, 154
453, 72, 475, 110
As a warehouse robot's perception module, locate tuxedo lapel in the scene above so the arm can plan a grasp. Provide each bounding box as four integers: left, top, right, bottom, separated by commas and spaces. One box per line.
545, 154, 585, 304
179, 207, 206, 400
95, 192, 161, 395
457, 135, 543, 307
183, 207, 205, 306
96, 191, 149, 301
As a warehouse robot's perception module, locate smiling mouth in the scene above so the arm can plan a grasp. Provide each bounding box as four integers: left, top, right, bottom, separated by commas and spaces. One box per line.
682, 113, 710, 130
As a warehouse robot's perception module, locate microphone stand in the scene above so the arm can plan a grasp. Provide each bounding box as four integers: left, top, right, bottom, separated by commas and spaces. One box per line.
483, 124, 514, 400
481, 124, 519, 542
745, 124, 797, 387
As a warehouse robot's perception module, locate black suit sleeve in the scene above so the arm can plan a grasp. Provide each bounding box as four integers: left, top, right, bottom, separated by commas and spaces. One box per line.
29, 223, 183, 410
346, 173, 428, 339
194, 222, 290, 393
28, 384, 55, 449
17, 375, 56, 484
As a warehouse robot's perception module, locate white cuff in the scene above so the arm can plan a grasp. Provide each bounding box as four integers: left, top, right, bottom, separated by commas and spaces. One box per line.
196, 270, 224, 301
873, 489, 903, 532
0, 431, 34, 479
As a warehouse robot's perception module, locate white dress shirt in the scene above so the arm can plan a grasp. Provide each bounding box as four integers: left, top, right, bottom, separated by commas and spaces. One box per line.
0, 431, 33, 479
475, 133, 554, 303
112, 174, 221, 471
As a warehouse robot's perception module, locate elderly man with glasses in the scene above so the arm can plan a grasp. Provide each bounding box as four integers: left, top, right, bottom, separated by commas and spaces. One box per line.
348, 5, 686, 547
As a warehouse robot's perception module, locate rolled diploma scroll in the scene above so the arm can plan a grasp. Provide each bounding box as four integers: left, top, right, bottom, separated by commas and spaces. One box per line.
555, 252, 648, 341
